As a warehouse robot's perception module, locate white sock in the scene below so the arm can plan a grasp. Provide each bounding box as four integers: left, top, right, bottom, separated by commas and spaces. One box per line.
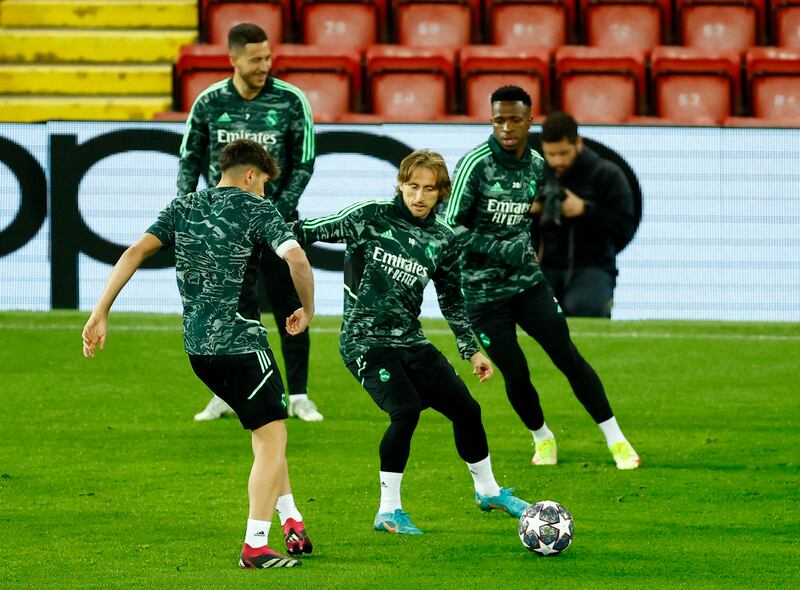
289, 394, 308, 404
598, 416, 627, 446
275, 493, 303, 525
245, 518, 271, 548
531, 422, 555, 443
378, 471, 403, 514
466, 455, 502, 498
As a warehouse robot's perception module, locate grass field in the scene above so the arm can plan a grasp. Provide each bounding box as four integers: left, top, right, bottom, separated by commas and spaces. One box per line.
1, 311, 798, 589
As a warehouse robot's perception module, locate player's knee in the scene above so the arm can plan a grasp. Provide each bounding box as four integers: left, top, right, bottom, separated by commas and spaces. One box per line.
388, 400, 422, 425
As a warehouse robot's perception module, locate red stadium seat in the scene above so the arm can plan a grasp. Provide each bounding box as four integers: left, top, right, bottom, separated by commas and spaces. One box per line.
554, 46, 646, 122
395, 0, 476, 47
459, 45, 551, 116
650, 46, 741, 124
297, 0, 387, 50
174, 44, 231, 112
365, 45, 456, 120
485, 0, 576, 48
773, 0, 800, 48
745, 47, 800, 119
582, 0, 671, 51
272, 45, 363, 122
675, 0, 766, 53
202, 0, 289, 45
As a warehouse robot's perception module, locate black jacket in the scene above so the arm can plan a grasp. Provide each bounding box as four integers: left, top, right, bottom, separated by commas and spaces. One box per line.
533, 147, 635, 275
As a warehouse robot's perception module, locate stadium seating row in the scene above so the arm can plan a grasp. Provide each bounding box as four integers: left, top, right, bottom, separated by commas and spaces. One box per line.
173, 44, 800, 125
200, 0, 800, 52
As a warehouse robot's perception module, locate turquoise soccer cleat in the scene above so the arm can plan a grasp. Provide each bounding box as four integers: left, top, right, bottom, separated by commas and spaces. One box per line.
475, 487, 530, 518
373, 509, 424, 535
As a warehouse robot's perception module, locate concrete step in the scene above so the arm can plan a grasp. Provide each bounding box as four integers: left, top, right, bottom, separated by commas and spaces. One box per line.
0, 64, 172, 95
0, 0, 197, 29
0, 95, 173, 121
0, 28, 196, 63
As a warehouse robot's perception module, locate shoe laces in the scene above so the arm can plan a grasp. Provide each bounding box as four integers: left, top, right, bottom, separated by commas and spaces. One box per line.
392, 509, 414, 527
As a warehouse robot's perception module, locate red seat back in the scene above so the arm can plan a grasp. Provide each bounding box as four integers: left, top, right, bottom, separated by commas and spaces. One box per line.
204, 1, 287, 45
583, 0, 670, 51
396, 2, 473, 47
459, 45, 550, 115
486, 0, 575, 47
175, 44, 231, 111
746, 47, 800, 119
298, 1, 386, 50
365, 45, 456, 120
555, 46, 646, 122
675, 0, 766, 52
774, 3, 800, 48
650, 46, 741, 123
272, 45, 363, 121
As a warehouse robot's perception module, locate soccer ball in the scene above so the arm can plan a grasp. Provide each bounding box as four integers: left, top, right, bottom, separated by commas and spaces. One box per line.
518, 500, 574, 556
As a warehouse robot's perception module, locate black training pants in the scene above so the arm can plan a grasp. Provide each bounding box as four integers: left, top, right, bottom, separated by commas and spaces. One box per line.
260, 247, 310, 395
346, 344, 489, 473
468, 280, 613, 431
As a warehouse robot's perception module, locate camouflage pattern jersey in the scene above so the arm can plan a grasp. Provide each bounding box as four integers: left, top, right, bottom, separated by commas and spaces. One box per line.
146, 187, 298, 355
293, 196, 480, 364
444, 135, 547, 304
177, 77, 315, 220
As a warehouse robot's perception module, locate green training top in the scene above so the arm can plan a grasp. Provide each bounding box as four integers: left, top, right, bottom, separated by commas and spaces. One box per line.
444, 135, 547, 304
293, 195, 480, 364
146, 187, 298, 355
177, 77, 316, 220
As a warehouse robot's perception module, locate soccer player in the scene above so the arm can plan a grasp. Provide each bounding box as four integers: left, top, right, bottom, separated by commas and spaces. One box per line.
444, 86, 641, 470
82, 140, 315, 568
292, 149, 529, 534
179, 22, 322, 423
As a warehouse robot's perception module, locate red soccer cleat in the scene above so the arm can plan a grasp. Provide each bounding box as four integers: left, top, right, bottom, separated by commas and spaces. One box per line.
239, 543, 300, 569
283, 518, 314, 556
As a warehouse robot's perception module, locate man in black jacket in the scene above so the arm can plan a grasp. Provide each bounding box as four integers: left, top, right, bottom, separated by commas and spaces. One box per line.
532, 111, 635, 317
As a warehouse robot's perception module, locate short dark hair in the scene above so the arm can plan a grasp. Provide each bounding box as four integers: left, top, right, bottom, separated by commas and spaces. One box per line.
228, 23, 268, 52
490, 85, 532, 107
542, 111, 579, 143
219, 139, 280, 179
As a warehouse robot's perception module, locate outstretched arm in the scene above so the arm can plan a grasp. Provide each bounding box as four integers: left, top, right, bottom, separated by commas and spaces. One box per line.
282, 245, 315, 336
82, 233, 164, 358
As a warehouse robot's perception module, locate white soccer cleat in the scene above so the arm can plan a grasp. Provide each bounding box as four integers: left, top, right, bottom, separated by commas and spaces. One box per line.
609, 441, 641, 470
193, 395, 235, 422
288, 398, 324, 422
531, 437, 558, 466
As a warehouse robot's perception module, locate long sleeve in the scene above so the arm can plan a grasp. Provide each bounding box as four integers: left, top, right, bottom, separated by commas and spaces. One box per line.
432, 242, 480, 360
293, 200, 375, 245
177, 97, 210, 196
444, 153, 481, 232
273, 84, 316, 219
582, 164, 636, 251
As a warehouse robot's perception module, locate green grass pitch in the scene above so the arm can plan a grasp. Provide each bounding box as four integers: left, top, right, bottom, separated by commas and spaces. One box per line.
1, 311, 798, 589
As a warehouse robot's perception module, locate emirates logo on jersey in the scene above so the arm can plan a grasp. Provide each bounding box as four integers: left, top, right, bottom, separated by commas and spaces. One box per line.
216, 129, 277, 146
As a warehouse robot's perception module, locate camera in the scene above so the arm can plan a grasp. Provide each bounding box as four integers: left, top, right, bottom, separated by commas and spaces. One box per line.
536, 178, 566, 227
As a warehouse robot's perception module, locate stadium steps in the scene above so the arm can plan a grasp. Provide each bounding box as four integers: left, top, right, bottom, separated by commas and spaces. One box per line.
0, 96, 173, 121
0, 0, 196, 121
0, 0, 197, 28
0, 64, 172, 95
0, 29, 196, 63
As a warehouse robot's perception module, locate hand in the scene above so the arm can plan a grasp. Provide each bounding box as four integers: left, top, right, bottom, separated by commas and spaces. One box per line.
285, 307, 313, 336
560, 188, 586, 218
530, 201, 543, 215
470, 352, 493, 382
82, 313, 108, 358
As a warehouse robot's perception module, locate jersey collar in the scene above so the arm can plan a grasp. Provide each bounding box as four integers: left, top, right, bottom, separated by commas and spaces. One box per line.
394, 194, 436, 227
488, 135, 532, 170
